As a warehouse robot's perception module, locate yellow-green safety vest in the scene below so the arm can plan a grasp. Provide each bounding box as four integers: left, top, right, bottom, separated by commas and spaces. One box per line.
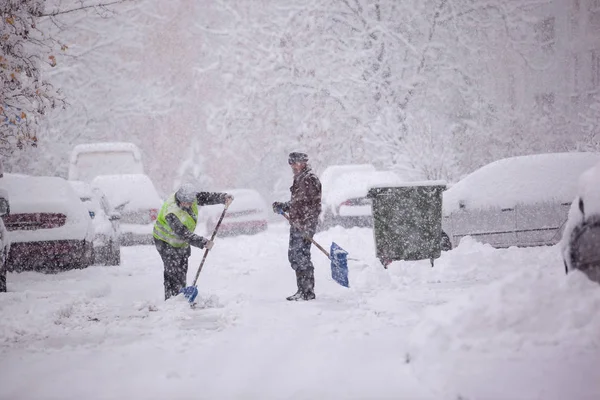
153, 194, 198, 248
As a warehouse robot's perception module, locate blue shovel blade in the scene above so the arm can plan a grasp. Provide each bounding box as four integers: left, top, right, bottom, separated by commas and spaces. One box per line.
330, 242, 349, 288
181, 286, 198, 303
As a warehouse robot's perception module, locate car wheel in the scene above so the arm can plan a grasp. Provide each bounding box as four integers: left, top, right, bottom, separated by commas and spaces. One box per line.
81, 241, 94, 268
441, 232, 452, 251
108, 242, 121, 266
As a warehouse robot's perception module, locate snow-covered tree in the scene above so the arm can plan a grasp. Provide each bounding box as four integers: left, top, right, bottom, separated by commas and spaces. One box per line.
1, 0, 63, 155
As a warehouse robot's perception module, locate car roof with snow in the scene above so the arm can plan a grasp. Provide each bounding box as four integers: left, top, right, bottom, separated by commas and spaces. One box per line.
68, 180, 94, 198
91, 174, 161, 211
324, 170, 405, 206
320, 164, 376, 192
443, 152, 600, 214
70, 142, 143, 163
202, 188, 267, 216
0, 174, 89, 215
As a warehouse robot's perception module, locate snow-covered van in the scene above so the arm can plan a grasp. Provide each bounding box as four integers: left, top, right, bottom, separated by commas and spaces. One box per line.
68, 142, 144, 182
0, 174, 94, 271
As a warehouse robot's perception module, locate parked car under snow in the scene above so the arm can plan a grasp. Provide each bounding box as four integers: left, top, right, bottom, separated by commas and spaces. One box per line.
320, 167, 408, 229
561, 160, 600, 284
202, 188, 268, 236
442, 152, 600, 249
0, 174, 95, 271
91, 174, 161, 246
69, 181, 121, 265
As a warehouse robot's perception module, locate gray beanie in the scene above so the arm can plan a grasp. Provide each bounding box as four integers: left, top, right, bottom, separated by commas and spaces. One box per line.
176, 183, 196, 203
288, 152, 309, 164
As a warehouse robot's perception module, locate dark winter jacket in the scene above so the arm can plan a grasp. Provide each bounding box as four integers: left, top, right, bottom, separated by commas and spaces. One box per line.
165, 192, 228, 247
281, 166, 322, 232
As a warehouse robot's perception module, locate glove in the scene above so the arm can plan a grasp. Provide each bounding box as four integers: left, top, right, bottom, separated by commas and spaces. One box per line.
224, 194, 234, 207
190, 235, 211, 249
203, 239, 214, 250
272, 201, 284, 214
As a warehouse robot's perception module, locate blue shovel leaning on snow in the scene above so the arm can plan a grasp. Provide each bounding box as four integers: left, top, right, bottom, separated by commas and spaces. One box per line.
181, 202, 230, 304
278, 211, 350, 288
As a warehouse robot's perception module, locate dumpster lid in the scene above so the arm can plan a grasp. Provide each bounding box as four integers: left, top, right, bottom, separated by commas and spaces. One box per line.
369, 180, 447, 189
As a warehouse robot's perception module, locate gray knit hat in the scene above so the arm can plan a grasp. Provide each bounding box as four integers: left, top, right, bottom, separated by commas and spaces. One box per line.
288, 152, 308, 164
176, 183, 196, 203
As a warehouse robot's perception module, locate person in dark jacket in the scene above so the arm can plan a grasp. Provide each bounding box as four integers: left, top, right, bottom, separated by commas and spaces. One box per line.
154, 183, 233, 300
272, 152, 322, 301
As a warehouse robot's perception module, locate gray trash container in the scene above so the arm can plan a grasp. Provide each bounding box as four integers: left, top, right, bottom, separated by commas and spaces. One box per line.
367, 181, 446, 267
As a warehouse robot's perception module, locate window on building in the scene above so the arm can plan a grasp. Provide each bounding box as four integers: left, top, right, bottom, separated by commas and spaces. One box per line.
592, 49, 600, 89
589, 0, 600, 31
534, 17, 555, 53
534, 92, 555, 115
573, 53, 580, 92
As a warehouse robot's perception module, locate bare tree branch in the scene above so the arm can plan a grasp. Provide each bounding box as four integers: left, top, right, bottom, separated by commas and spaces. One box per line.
38, 0, 132, 17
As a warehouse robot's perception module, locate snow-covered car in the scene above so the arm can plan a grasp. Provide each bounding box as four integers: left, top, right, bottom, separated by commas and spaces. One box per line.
203, 189, 268, 236
561, 161, 600, 284
91, 174, 161, 246
320, 168, 407, 229
0, 174, 94, 271
69, 142, 144, 182
443, 152, 600, 249
0, 187, 10, 292
69, 181, 121, 265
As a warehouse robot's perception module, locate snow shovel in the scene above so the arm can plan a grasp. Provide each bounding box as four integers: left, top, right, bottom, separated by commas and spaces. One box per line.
181, 203, 230, 304
279, 212, 349, 288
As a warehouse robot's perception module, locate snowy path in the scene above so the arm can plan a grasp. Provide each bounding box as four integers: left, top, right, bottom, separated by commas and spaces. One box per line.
1, 224, 598, 399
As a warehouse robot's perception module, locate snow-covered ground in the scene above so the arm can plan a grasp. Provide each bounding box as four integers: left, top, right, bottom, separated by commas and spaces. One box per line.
1, 224, 599, 400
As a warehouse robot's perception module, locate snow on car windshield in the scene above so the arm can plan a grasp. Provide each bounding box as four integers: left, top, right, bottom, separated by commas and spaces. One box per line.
443, 152, 600, 214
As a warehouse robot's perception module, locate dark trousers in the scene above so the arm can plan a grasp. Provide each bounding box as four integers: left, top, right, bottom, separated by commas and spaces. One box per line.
0, 268, 5, 292
288, 228, 315, 295
155, 238, 191, 300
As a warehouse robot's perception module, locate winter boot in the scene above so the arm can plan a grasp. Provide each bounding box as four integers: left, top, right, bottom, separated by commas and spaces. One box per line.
286, 291, 304, 301
302, 291, 316, 301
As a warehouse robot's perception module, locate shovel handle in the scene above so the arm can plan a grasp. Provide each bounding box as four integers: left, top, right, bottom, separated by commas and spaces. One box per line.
280, 212, 331, 259
191, 202, 230, 287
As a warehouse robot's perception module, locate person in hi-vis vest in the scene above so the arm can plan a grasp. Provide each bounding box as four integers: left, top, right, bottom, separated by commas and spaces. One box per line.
154, 184, 233, 300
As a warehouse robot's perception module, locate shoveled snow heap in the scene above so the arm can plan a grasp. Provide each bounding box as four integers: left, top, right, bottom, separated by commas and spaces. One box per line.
408, 237, 600, 400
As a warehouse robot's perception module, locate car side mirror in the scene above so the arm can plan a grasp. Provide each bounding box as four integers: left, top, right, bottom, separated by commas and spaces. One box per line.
0, 197, 9, 217
109, 212, 121, 221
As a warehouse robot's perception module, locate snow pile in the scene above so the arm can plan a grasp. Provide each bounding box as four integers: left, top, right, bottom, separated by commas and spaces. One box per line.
408, 257, 600, 399
444, 152, 600, 214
